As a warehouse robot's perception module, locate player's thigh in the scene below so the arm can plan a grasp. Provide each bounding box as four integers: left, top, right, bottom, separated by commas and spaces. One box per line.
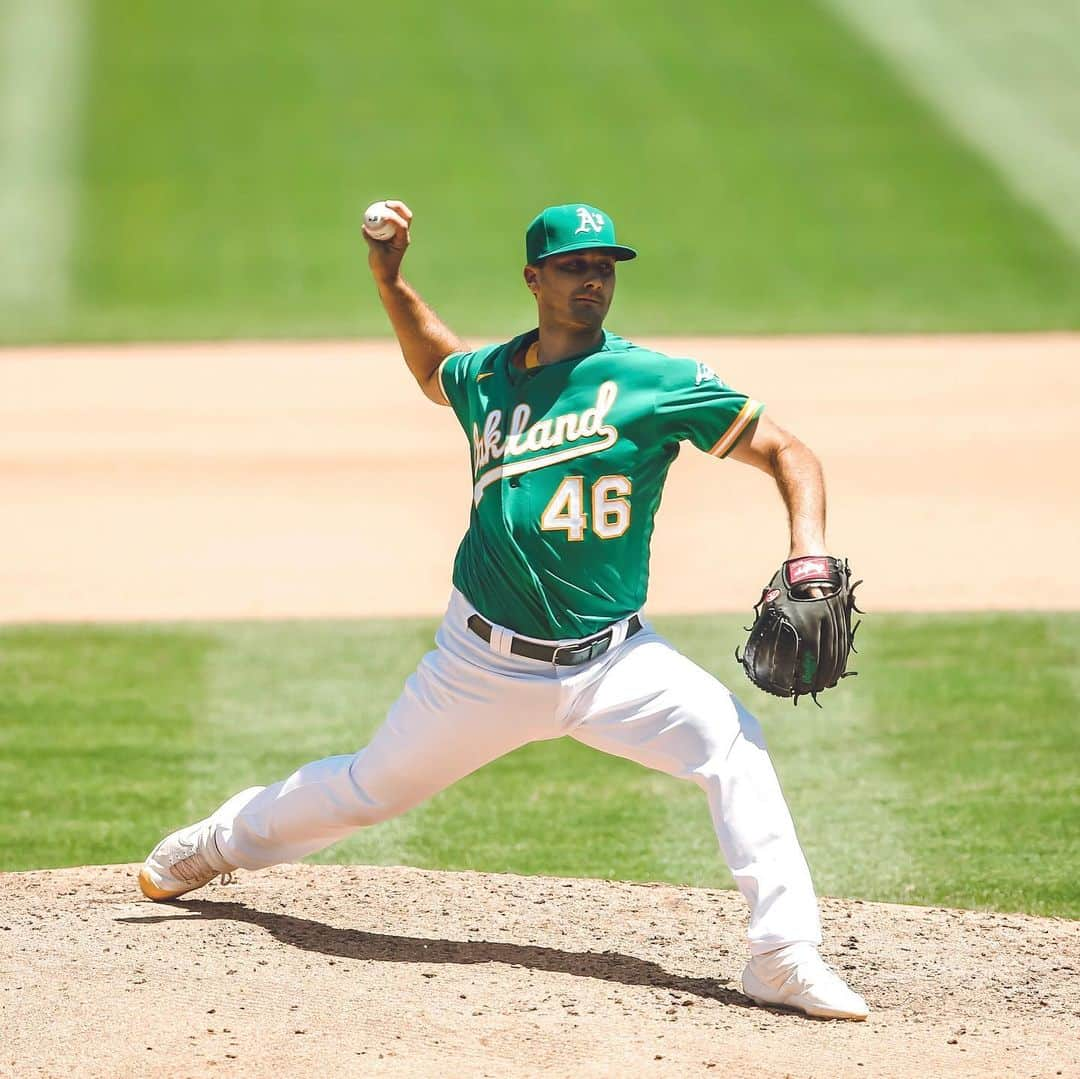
568, 631, 766, 778
349, 645, 561, 816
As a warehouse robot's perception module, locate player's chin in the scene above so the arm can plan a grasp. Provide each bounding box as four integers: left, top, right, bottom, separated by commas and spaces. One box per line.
568, 298, 608, 326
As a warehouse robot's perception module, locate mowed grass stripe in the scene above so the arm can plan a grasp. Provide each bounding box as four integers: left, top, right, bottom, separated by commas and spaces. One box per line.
0, 0, 87, 330
823, 0, 1080, 251
0, 626, 211, 870
861, 614, 1080, 917
33, 1, 1080, 345
2, 615, 1076, 918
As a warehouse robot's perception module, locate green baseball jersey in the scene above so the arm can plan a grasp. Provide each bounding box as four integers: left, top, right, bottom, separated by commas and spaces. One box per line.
438, 330, 763, 640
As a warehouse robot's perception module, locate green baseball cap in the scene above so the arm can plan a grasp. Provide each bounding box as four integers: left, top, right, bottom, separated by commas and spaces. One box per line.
526, 203, 637, 264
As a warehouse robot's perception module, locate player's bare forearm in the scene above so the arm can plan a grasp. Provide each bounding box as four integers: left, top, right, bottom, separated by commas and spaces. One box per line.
772, 437, 827, 558
375, 275, 466, 405
728, 414, 827, 558
362, 198, 466, 405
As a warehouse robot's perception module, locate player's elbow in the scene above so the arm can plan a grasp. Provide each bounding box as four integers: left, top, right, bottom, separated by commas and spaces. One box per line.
420, 370, 449, 406
773, 433, 822, 482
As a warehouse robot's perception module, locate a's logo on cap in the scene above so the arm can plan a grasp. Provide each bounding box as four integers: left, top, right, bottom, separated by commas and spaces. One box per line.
575, 207, 605, 234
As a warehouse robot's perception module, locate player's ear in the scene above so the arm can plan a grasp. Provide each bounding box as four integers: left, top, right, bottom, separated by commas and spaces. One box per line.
523, 265, 540, 295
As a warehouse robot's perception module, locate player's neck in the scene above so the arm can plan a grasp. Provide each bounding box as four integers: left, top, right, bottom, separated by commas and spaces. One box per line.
535, 324, 604, 366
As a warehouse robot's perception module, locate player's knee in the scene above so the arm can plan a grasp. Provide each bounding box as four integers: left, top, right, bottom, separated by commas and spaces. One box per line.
344, 751, 415, 826
731, 694, 768, 751
696, 686, 768, 750
681, 696, 768, 777
336, 782, 405, 827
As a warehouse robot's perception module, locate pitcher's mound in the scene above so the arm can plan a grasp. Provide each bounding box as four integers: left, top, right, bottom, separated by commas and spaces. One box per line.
2, 864, 1076, 1077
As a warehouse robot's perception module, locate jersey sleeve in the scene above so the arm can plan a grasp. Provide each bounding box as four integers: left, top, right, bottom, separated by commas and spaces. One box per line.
436, 349, 479, 424
654, 357, 764, 458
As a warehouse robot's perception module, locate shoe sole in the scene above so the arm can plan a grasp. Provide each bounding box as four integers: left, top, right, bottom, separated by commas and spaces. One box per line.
137, 867, 207, 902
742, 967, 869, 1021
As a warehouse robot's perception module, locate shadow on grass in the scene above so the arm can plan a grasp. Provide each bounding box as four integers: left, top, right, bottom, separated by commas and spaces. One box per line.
118, 898, 752, 1009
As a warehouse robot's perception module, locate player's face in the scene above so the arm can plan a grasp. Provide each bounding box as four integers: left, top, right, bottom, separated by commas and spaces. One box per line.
526, 250, 617, 331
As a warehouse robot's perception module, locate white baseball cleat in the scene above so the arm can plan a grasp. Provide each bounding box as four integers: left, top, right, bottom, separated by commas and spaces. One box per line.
138, 787, 261, 901
742, 943, 870, 1021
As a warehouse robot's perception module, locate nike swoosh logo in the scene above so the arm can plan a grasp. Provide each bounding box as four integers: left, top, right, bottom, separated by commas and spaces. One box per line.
477, 371, 494, 381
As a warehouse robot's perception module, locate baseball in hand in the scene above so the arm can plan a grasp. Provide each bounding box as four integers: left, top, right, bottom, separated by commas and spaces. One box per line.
363, 201, 396, 241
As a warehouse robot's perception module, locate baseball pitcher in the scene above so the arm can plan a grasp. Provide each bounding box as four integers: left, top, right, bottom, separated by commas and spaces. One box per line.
138, 201, 868, 1021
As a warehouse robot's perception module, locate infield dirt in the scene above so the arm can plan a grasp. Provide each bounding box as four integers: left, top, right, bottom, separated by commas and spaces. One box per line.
2, 863, 1078, 1078
2, 334, 1079, 621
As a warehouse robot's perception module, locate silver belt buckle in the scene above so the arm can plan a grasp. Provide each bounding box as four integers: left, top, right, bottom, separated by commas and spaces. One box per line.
552, 629, 612, 667
586, 634, 612, 661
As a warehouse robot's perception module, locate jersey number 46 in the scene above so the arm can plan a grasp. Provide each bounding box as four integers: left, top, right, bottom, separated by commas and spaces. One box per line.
540, 475, 631, 542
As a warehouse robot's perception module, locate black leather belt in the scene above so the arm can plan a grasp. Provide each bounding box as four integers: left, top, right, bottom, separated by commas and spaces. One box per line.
467, 613, 643, 666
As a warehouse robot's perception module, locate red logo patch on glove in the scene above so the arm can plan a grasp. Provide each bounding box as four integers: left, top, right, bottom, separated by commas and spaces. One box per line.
786, 557, 831, 586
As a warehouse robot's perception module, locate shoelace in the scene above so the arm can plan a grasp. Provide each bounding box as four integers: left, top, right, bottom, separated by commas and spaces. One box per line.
168, 848, 217, 883
165, 826, 234, 886
168, 854, 234, 888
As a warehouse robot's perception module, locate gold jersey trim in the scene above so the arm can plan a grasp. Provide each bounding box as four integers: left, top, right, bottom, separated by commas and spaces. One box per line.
709, 399, 762, 458
434, 353, 456, 405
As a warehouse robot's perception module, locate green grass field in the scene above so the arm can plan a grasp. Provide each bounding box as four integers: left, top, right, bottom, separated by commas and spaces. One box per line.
2, 614, 1076, 919
3, 0, 1079, 343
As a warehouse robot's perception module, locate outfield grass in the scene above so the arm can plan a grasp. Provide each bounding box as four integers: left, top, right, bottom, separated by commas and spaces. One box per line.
3, 1, 1079, 343
1, 613, 1076, 918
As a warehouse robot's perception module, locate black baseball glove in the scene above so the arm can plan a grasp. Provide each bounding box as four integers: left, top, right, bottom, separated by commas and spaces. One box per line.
736, 555, 862, 705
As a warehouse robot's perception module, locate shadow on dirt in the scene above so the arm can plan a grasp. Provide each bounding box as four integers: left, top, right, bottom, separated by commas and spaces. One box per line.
118, 898, 752, 1008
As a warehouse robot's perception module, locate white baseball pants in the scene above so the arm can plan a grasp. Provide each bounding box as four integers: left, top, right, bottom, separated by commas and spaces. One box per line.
214, 590, 822, 953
